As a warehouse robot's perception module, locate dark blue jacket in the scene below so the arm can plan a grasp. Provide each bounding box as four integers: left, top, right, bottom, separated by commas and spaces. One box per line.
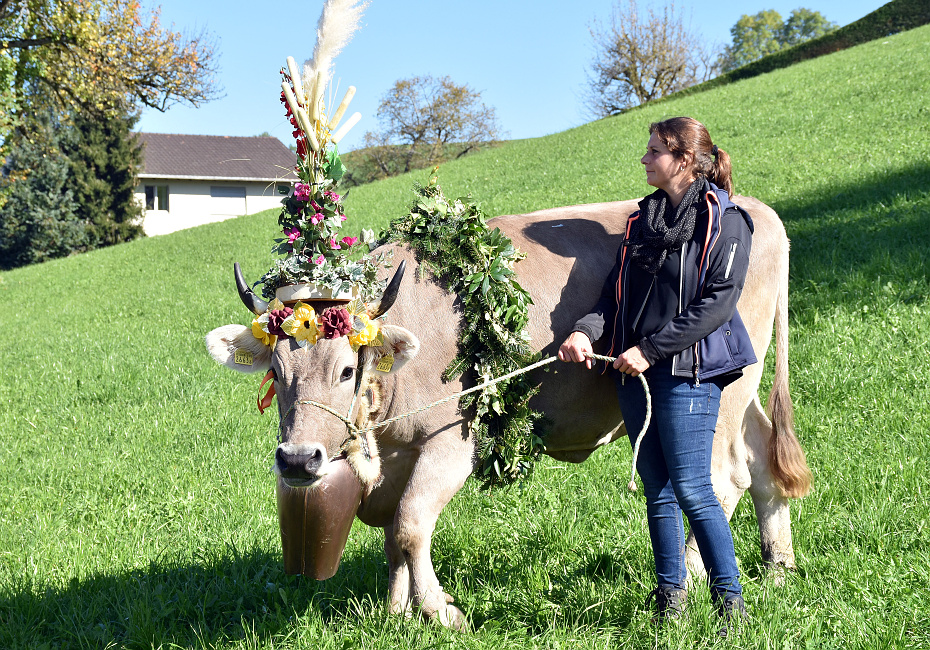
572, 181, 757, 385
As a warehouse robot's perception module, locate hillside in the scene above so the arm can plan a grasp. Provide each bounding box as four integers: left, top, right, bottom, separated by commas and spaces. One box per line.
0, 23, 927, 650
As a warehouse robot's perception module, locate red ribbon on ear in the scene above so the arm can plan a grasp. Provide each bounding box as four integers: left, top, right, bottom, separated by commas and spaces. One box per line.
257, 369, 276, 414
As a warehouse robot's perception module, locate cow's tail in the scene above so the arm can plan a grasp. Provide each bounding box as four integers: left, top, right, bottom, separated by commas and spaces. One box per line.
766, 241, 813, 498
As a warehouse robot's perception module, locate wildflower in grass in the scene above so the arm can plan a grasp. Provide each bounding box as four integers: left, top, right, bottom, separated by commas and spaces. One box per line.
281, 302, 319, 347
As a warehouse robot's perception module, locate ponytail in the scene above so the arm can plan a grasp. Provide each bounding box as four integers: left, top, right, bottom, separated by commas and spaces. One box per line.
710, 147, 733, 196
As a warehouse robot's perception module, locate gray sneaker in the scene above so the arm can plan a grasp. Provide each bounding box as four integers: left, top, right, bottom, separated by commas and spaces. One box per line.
717, 594, 747, 637
646, 586, 687, 622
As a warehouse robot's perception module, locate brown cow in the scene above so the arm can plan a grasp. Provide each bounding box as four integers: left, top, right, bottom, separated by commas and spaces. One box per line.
205, 197, 811, 629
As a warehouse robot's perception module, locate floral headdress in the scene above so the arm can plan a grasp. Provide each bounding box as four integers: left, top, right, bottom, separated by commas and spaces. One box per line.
258, 0, 387, 303
251, 298, 382, 351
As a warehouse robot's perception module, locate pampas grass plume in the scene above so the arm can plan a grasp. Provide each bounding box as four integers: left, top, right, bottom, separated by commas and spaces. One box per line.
303, 0, 369, 99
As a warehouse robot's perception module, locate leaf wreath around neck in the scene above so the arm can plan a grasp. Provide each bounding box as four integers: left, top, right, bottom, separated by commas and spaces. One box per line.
380, 173, 547, 487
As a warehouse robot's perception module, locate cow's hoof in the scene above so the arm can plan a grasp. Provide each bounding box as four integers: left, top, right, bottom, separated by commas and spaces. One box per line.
436, 604, 468, 631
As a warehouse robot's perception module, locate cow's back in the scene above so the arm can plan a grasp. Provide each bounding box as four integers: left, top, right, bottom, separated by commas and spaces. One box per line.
489, 197, 786, 461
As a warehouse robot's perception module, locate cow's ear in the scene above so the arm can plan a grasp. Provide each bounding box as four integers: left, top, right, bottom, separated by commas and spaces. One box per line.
205, 324, 273, 373
364, 324, 420, 375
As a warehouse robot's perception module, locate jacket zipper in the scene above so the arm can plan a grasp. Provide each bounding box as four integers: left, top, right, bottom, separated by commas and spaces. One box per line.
620, 251, 631, 385
672, 250, 685, 378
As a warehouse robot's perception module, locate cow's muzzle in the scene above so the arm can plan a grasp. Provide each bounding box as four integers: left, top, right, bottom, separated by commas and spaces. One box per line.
275, 442, 331, 487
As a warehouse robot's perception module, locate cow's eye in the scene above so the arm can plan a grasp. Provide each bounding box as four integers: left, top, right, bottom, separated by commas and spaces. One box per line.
340, 367, 355, 383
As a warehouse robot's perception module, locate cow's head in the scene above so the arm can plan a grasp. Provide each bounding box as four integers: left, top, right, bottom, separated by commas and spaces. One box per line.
205, 261, 417, 488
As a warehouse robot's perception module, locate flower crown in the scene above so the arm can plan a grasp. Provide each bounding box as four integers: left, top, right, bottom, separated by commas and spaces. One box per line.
250, 298, 382, 351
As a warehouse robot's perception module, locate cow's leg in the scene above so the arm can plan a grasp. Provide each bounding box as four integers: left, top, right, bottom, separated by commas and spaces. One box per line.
384, 523, 413, 615
392, 436, 473, 630
743, 397, 797, 572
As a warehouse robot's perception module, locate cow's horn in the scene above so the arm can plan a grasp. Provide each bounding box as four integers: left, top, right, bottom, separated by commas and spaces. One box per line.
234, 262, 269, 315
370, 259, 406, 319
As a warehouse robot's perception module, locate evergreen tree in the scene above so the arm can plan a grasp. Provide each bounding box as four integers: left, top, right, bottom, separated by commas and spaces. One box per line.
61, 112, 145, 247
0, 106, 86, 270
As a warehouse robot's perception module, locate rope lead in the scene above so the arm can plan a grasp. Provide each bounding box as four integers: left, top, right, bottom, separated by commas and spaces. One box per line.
283, 353, 651, 493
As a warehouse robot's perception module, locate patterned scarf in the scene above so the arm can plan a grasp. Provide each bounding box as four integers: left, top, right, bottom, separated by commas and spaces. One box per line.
628, 178, 705, 275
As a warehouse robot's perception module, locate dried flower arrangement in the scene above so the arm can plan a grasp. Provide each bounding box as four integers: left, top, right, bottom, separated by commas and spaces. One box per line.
257, 0, 388, 303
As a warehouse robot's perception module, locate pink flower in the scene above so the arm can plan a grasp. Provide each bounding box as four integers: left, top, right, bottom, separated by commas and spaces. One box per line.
329, 238, 341, 250
341, 236, 359, 247
310, 200, 321, 211
310, 212, 324, 225
293, 183, 311, 201
284, 227, 300, 244
340, 215, 347, 222
324, 191, 341, 202
313, 255, 325, 266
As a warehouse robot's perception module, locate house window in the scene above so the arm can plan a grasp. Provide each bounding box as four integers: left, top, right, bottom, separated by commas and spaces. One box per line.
144, 185, 169, 211
210, 186, 246, 198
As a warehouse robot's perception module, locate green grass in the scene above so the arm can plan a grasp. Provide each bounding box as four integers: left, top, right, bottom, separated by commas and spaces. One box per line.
1, 24, 928, 649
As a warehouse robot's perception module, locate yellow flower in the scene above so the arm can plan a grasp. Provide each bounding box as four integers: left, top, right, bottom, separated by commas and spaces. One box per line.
282, 302, 319, 348
348, 313, 380, 350
251, 315, 277, 347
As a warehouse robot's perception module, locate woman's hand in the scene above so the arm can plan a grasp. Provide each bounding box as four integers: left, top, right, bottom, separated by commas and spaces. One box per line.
558, 331, 594, 369
613, 346, 651, 376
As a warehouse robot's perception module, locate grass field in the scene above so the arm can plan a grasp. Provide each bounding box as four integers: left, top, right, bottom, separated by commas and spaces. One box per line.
1, 24, 928, 650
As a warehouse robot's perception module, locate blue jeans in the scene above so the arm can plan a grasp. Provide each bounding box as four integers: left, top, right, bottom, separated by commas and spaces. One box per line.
615, 361, 742, 600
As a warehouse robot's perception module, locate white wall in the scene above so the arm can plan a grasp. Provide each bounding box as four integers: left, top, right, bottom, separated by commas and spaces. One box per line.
137, 180, 286, 236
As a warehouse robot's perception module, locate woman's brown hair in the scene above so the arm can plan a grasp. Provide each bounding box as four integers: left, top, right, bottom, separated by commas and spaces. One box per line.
649, 117, 733, 196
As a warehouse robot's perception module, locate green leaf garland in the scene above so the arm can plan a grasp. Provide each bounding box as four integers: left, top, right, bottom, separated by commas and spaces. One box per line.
381, 173, 546, 486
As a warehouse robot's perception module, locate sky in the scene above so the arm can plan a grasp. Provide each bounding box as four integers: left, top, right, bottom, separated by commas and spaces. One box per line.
136, 0, 884, 153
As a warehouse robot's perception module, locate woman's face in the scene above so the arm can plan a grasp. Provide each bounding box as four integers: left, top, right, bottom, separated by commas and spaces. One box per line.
641, 132, 685, 193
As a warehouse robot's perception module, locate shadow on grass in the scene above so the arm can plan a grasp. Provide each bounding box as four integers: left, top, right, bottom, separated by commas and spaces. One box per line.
0, 543, 386, 649
774, 161, 930, 312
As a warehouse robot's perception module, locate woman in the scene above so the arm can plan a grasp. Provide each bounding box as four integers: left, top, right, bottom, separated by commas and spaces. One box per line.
558, 117, 755, 628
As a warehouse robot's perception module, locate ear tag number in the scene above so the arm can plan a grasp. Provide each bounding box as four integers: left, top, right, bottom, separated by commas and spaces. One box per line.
234, 349, 254, 366
372, 330, 384, 347
376, 355, 395, 373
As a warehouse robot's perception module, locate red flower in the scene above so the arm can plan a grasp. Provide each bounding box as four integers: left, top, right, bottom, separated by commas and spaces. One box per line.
319, 307, 353, 339
267, 307, 294, 337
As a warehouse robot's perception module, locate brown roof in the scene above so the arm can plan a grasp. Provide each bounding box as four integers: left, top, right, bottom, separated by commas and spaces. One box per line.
138, 133, 297, 181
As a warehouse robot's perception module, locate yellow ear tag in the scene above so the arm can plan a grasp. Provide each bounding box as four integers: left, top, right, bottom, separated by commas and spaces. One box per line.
376, 355, 395, 373
372, 329, 384, 347
234, 349, 254, 366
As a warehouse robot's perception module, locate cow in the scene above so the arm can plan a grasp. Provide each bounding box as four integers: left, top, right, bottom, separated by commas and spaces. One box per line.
205, 197, 811, 630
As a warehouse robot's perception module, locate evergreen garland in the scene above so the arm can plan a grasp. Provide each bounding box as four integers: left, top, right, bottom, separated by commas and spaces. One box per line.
381, 173, 545, 486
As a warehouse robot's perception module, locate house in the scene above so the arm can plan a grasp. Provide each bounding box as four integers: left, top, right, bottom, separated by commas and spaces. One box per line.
136, 133, 297, 236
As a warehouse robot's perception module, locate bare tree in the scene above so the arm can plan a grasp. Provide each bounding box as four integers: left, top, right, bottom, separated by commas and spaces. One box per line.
586, 0, 719, 117
356, 75, 503, 181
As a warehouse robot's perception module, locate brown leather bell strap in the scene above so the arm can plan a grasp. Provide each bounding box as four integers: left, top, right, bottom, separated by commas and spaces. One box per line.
257, 369, 276, 414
